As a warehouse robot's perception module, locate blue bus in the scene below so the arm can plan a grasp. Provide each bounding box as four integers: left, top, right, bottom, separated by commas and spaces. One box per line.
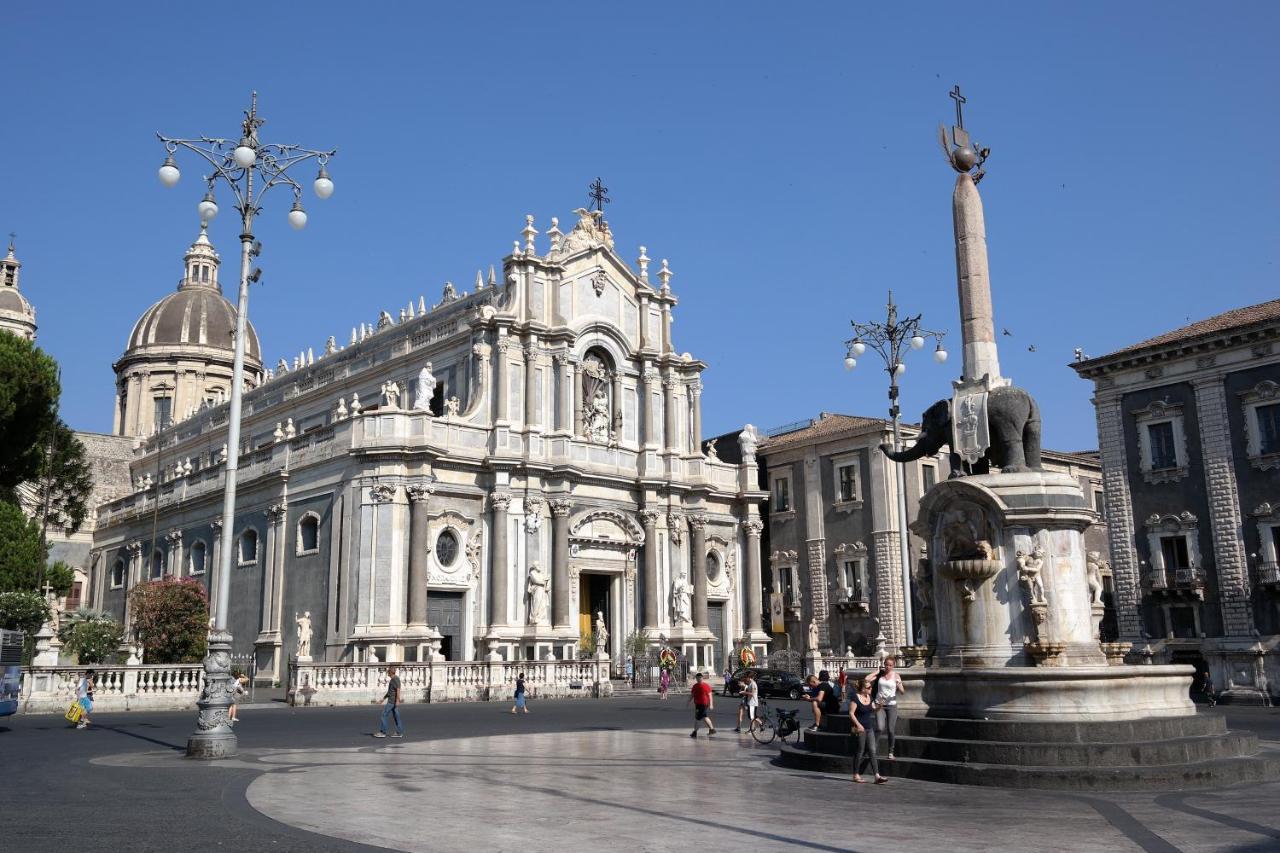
0, 628, 22, 716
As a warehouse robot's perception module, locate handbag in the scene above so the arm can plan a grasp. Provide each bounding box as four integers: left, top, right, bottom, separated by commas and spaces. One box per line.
65, 701, 84, 723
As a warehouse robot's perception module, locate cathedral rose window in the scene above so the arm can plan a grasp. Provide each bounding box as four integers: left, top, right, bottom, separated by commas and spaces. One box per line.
435, 529, 459, 567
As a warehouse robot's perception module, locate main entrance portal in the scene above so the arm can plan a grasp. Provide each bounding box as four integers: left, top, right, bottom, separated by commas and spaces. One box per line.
579, 573, 611, 656
707, 602, 725, 672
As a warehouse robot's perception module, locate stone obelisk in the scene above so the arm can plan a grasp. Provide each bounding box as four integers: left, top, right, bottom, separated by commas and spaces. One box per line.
952, 173, 1002, 384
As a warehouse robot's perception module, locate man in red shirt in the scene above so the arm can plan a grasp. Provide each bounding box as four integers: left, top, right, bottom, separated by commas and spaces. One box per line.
688, 672, 717, 738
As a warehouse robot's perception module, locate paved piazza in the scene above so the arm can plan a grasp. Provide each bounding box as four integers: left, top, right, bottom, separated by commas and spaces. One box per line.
64, 699, 1280, 853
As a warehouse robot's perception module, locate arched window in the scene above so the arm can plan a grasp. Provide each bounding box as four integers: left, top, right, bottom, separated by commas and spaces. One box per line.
150, 549, 166, 579
189, 541, 207, 575
297, 514, 320, 555
435, 529, 459, 567
111, 559, 126, 589
239, 529, 259, 566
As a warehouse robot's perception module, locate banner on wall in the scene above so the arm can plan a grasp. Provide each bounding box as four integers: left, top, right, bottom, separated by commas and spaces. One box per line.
769, 592, 785, 634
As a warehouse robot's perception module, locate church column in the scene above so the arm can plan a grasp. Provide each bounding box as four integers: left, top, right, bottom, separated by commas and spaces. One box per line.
572, 362, 584, 437
638, 295, 650, 351
262, 504, 287, 634
406, 484, 434, 626
495, 337, 511, 422
690, 515, 708, 630
743, 520, 764, 638
550, 499, 572, 628
489, 493, 512, 627
524, 343, 539, 429
641, 509, 660, 630
690, 381, 703, 454
642, 368, 659, 448
662, 376, 677, 452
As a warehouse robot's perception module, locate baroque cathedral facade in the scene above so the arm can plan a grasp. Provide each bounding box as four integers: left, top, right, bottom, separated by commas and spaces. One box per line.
88, 207, 769, 682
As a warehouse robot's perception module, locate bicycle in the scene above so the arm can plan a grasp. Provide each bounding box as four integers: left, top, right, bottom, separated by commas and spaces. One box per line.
749, 700, 802, 745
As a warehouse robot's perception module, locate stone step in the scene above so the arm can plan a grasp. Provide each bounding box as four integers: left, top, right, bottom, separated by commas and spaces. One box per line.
800, 729, 1258, 767
777, 744, 1280, 791
820, 713, 1226, 742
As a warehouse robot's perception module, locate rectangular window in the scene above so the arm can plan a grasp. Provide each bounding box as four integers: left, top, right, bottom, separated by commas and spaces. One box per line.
774, 478, 790, 512
843, 560, 863, 599
154, 397, 173, 430
1160, 535, 1191, 570
1147, 421, 1178, 470
67, 582, 83, 611
838, 465, 858, 502
1257, 403, 1280, 455
1093, 489, 1106, 518
921, 463, 937, 492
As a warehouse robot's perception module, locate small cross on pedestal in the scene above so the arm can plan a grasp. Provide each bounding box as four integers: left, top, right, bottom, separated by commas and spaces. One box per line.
949, 85, 971, 149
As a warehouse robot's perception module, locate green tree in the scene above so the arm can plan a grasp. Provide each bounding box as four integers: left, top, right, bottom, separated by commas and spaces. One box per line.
129, 577, 209, 663
0, 589, 50, 637
61, 618, 124, 665
0, 334, 61, 491
29, 423, 93, 536
43, 561, 75, 597
0, 501, 48, 592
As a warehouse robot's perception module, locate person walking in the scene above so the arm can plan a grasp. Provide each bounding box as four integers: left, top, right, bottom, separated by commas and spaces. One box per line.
723, 668, 735, 696
872, 656, 906, 760
74, 669, 95, 730
849, 676, 887, 783
733, 671, 760, 733
658, 667, 671, 700
228, 670, 248, 724
688, 672, 717, 738
1202, 670, 1217, 707
511, 672, 529, 714
373, 665, 403, 738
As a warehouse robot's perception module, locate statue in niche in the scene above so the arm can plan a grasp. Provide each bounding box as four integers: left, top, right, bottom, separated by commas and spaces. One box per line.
940, 506, 993, 560
381, 380, 401, 409
413, 362, 436, 412
807, 620, 821, 653
581, 351, 614, 444
526, 564, 550, 626
1086, 551, 1106, 605
671, 573, 693, 626
295, 611, 313, 658
1016, 545, 1047, 605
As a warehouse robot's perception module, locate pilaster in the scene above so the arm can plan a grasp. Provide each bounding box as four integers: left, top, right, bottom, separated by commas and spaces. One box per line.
1093, 393, 1145, 641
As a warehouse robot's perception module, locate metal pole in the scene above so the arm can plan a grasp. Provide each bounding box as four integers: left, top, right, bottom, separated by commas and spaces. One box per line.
891, 409, 914, 649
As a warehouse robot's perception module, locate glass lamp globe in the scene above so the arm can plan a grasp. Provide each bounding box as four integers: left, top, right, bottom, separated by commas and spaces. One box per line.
313, 166, 334, 199
933, 345, 949, 363
850, 340, 866, 357
158, 156, 181, 187
287, 201, 308, 230
910, 334, 926, 350
197, 192, 218, 221
843, 356, 856, 371
233, 142, 257, 168
893, 363, 906, 376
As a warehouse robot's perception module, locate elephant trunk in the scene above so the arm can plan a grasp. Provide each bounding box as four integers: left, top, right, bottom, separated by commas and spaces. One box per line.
879, 429, 945, 463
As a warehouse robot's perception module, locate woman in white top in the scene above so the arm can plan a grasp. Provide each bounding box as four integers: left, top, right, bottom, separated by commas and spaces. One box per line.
733, 672, 761, 733
872, 657, 906, 760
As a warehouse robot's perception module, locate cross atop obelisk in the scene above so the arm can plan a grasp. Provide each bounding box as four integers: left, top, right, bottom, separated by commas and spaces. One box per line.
941, 87, 1003, 388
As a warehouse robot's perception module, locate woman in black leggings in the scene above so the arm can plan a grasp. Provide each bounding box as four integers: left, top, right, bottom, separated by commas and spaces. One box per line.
849, 676, 887, 784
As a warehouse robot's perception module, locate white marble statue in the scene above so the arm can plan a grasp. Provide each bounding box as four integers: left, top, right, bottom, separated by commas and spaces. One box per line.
382, 380, 401, 409
594, 611, 609, 649
1016, 545, 1047, 605
350, 393, 362, 417
704, 440, 719, 462
413, 362, 436, 411
273, 422, 285, 443
526, 564, 550, 626
671, 573, 694, 626
807, 619, 820, 652
586, 387, 610, 443
335, 397, 348, 420
445, 396, 460, 416
1086, 551, 1106, 605
738, 424, 759, 463
295, 611, 313, 658
284, 418, 296, 440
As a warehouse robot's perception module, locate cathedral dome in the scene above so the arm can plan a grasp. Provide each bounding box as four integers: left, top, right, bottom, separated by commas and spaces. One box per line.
0, 238, 37, 341
122, 226, 261, 362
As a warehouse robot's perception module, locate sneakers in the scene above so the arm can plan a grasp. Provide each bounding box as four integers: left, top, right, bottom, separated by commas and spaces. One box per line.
886, 752, 895, 760
76, 722, 88, 730
708, 728, 717, 737
690, 731, 698, 739
874, 776, 888, 784
390, 733, 404, 738
373, 732, 387, 738
808, 724, 820, 731
732, 727, 741, 733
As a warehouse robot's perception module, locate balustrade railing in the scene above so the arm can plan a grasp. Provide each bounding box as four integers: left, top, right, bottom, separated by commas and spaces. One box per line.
1258, 561, 1279, 585
20, 663, 204, 713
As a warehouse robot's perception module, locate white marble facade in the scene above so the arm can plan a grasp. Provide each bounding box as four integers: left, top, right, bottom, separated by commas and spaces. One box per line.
90, 208, 768, 680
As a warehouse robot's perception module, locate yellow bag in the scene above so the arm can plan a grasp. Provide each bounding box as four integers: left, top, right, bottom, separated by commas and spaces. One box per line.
65, 701, 83, 723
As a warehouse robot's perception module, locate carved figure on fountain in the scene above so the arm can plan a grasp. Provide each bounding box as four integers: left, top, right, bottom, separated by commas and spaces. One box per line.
880, 384, 1042, 475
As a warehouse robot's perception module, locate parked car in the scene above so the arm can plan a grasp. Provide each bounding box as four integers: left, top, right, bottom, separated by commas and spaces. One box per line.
727, 667, 806, 700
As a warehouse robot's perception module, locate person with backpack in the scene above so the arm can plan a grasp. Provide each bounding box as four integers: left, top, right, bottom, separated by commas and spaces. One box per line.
871, 656, 906, 760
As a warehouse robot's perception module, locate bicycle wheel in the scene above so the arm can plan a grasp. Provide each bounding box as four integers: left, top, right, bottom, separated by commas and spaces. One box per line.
750, 716, 777, 745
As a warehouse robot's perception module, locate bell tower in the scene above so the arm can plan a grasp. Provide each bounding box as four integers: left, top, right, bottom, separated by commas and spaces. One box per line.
0, 235, 38, 342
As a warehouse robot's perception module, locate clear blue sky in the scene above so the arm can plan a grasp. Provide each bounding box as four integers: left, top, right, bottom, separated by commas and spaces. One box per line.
6, 2, 1277, 450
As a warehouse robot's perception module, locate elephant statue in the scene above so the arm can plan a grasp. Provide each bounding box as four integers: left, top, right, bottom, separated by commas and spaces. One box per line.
880, 384, 1042, 475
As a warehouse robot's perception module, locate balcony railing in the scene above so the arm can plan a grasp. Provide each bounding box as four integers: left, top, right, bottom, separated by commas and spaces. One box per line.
1260, 561, 1280, 586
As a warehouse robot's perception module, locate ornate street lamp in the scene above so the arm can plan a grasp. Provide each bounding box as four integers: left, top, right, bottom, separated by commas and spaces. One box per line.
156, 92, 336, 759
844, 291, 946, 648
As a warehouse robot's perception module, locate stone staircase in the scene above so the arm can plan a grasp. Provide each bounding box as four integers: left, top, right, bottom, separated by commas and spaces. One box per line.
778, 713, 1280, 790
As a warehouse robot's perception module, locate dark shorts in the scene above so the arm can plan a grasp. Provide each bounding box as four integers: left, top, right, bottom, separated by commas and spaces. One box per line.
695, 705, 710, 720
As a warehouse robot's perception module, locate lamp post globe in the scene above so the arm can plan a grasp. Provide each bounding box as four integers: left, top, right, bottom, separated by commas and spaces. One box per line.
197, 192, 219, 221
313, 165, 334, 199
158, 156, 181, 187
233, 142, 257, 168
893, 362, 906, 376
934, 345, 949, 363
844, 356, 856, 371
851, 340, 866, 357
910, 334, 926, 350
287, 200, 308, 230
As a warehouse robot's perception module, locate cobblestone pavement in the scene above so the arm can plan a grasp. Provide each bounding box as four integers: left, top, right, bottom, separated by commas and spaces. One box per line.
6, 698, 1280, 852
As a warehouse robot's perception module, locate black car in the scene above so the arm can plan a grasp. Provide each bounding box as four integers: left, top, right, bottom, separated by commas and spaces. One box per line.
726, 667, 806, 700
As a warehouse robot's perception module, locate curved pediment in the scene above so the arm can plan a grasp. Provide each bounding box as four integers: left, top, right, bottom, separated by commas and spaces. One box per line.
570, 509, 644, 544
